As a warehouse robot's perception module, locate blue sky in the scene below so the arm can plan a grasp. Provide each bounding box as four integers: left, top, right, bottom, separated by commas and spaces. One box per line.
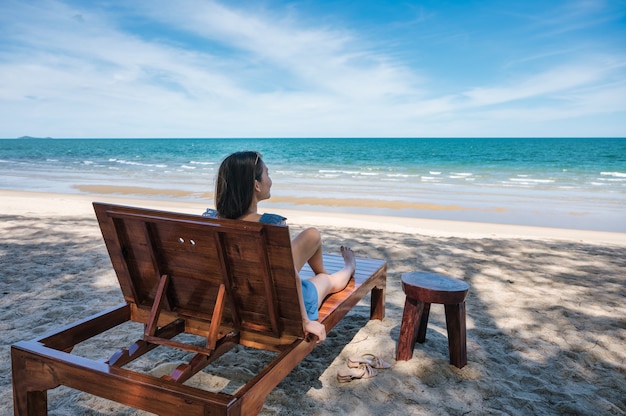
1, 0, 625, 138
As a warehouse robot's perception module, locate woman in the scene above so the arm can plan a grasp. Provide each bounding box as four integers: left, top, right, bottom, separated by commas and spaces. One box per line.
204, 151, 356, 343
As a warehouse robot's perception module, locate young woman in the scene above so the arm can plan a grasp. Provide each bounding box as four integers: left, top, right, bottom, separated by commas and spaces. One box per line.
203, 151, 356, 343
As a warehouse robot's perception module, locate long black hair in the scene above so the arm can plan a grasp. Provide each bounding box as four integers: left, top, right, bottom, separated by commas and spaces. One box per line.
215, 151, 263, 219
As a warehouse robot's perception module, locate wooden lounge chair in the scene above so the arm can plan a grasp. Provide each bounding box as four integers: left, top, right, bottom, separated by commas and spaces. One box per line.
11, 202, 386, 415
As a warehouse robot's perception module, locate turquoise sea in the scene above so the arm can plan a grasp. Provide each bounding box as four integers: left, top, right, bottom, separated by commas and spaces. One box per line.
1, 138, 625, 232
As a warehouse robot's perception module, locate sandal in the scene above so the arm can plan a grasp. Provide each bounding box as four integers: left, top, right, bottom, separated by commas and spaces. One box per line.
337, 363, 377, 382
347, 353, 391, 369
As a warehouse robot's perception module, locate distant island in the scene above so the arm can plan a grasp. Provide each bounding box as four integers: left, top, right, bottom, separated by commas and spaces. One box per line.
17, 136, 53, 139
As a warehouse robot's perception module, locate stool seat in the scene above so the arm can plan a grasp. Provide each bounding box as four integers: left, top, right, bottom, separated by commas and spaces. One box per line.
396, 272, 470, 368
401, 272, 469, 305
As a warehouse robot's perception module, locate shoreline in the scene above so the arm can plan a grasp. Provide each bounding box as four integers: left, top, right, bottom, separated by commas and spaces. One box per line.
2, 189, 625, 246
4, 166, 625, 232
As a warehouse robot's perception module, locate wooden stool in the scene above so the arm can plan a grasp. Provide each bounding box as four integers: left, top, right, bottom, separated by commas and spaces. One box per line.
396, 272, 470, 368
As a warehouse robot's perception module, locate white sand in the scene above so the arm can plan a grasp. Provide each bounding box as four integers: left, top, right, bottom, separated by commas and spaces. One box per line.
2, 190, 625, 415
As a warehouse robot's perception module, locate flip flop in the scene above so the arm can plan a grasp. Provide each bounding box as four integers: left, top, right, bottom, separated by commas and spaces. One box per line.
337, 363, 377, 382
347, 353, 391, 369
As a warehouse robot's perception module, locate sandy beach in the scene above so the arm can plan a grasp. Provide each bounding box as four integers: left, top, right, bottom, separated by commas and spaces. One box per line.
1, 190, 625, 415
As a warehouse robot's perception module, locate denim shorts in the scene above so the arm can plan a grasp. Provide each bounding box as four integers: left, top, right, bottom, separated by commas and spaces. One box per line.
300, 279, 319, 321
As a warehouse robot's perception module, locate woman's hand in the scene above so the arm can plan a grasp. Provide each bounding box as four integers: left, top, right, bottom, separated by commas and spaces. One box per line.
304, 319, 326, 343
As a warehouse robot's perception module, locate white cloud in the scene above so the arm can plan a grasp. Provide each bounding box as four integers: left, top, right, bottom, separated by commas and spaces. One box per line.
0, 0, 624, 137
133, 0, 424, 100
461, 64, 612, 107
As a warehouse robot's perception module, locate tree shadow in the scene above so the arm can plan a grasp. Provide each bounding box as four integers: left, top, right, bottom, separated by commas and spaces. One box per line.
293, 224, 626, 415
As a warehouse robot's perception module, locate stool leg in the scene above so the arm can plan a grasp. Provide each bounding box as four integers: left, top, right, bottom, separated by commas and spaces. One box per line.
396, 297, 425, 361
444, 302, 467, 368
416, 302, 431, 343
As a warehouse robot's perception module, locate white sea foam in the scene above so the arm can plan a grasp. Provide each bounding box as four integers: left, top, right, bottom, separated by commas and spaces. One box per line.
114, 159, 168, 168
601, 171, 626, 178
508, 178, 555, 183
501, 182, 532, 188
189, 161, 214, 165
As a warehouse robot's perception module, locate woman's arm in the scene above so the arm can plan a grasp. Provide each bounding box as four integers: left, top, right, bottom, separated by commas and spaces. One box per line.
294, 271, 326, 343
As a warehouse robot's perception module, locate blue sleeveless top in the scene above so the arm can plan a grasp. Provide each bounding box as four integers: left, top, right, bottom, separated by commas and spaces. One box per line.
201, 208, 286, 225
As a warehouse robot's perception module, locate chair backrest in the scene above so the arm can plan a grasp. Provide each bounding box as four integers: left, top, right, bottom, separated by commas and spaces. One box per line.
93, 202, 305, 346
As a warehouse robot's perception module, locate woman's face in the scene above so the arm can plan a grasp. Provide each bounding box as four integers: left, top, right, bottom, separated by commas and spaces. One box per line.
255, 162, 272, 201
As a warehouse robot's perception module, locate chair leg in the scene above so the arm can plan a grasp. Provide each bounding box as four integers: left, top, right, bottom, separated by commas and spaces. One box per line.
396, 297, 425, 361
444, 302, 467, 368
12, 348, 50, 416
14, 390, 47, 416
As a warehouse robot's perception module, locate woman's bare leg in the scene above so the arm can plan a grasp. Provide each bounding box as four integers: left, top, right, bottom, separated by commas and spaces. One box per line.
291, 227, 326, 274
309, 246, 356, 307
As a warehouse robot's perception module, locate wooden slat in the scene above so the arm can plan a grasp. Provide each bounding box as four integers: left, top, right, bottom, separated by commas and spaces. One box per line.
207, 284, 226, 351
213, 231, 241, 328
144, 274, 170, 338
254, 231, 281, 337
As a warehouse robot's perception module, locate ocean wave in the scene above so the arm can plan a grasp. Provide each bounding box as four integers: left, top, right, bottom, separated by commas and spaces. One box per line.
508, 178, 555, 184
109, 158, 168, 168
188, 161, 215, 165
500, 182, 532, 188
598, 178, 626, 182
600, 172, 626, 178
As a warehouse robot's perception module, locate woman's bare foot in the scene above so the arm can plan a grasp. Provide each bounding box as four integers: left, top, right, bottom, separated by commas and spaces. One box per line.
312, 246, 357, 298
341, 246, 357, 276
